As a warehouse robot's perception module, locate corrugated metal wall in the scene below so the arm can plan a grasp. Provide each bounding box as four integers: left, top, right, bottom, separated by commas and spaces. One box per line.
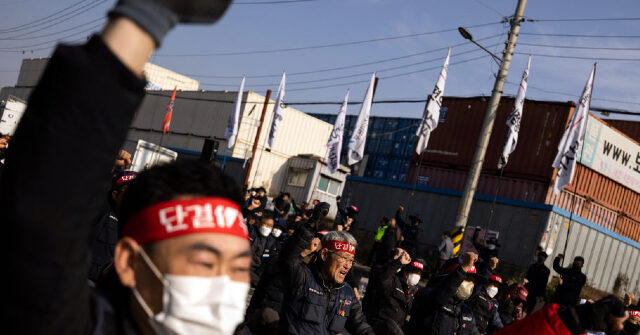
344, 176, 550, 268
411, 165, 548, 203
605, 119, 640, 144
557, 164, 640, 223
543, 211, 640, 296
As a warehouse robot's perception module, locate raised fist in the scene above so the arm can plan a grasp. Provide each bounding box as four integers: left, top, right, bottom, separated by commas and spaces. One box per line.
461, 252, 479, 272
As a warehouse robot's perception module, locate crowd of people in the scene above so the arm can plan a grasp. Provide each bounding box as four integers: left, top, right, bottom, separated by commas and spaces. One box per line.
1, 1, 639, 334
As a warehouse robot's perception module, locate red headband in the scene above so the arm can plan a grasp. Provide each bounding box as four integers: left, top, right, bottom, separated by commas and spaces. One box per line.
123, 197, 248, 245
411, 261, 424, 270
631, 310, 640, 318
322, 240, 356, 255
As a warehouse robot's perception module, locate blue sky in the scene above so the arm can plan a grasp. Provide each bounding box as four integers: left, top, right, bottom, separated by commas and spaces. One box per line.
1, 0, 639, 120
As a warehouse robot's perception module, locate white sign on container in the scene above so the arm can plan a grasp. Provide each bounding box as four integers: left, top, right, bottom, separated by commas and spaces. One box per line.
578, 115, 640, 193
0, 95, 27, 136
131, 139, 178, 172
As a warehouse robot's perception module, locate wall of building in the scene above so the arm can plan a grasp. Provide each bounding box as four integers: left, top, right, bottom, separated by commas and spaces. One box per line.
542, 209, 640, 297
344, 176, 551, 268
346, 176, 640, 295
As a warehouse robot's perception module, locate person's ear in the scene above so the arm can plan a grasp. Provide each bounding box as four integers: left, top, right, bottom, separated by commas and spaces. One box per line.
114, 237, 140, 288
111, 189, 119, 201
320, 249, 329, 262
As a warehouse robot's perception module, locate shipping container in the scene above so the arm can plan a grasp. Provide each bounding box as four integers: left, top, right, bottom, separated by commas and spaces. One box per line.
412, 96, 575, 182
548, 164, 640, 224
604, 119, 640, 144
410, 165, 548, 203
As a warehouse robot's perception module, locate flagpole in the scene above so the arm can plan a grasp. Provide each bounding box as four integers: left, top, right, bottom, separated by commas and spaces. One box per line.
559, 131, 587, 267
486, 166, 505, 231
221, 146, 229, 171
159, 132, 165, 147
244, 90, 271, 188
405, 154, 422, 215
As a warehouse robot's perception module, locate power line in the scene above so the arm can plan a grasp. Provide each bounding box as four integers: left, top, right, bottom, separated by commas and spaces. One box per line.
506, 80, 640, 107
185, 34, 504, 79
259, 54, 489, 92
0, 0, 89, 33
0, 17, 105, 40
527, 17, 640, 22
155, 21, 502, 57
0, 32, 92, 52
518, 42, 640, 51
515, 51, 640, 61
200, 46, 495, 87
474, 0, 507, 20
142, 91, 640, 116
520, 32, 640, 38
0, 0, 106, 39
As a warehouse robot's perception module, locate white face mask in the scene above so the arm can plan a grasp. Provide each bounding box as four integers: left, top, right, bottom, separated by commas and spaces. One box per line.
133, 248, 249, 335
486, 286, 499, 298
272, 229, 283, 238
259, 226, 272, 237
487, 244, 496, 250
407, 273, 421, 286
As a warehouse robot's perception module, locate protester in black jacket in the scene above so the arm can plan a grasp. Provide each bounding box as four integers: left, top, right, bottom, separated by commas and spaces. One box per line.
405, 252, 481, 335
245, 234, 322, 335
364, 248, 423, 335
395, 206, 422, 257
88, 168, 137, 284
273, 192, 292, 219
0, 2, 240, 333
525, 251, 550, 313
468, 275, 504, 334
278, 221, 373, 335
249, 211, 277, 287
553, 254, 587, 306
376, 216, 403, 264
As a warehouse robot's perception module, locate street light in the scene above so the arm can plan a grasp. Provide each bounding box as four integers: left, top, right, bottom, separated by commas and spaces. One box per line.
458, 27, 502, 65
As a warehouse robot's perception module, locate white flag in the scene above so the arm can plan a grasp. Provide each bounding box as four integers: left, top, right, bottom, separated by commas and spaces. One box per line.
225, 76, 245, 149
348, 73, 376, 165
268, 72, 286, 148
498, 55, 531, 169
552, 63, 596, 194
415, 48, 450, 155
326, 90, 349, 174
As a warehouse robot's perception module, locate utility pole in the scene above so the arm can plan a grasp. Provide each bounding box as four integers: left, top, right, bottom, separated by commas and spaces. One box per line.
454, 0, 528, 230
243, 90, 272, 188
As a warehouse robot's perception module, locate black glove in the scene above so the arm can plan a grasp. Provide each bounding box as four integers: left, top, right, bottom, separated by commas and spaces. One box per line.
109, 0, 232, 47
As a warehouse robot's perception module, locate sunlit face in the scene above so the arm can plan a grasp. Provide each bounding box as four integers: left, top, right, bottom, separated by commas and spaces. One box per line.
321, 249, 354, 284
115, 233, 251, 314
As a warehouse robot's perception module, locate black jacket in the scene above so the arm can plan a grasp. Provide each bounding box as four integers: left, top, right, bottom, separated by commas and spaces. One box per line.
249, 224, 277, 287
278, 224, 373, 335
364, 258, 417, 331
553, 257, 587, 306
525, 262, 551, 298
88, 207, 120, 283
0, 36, 146, 334
468, 289, 502, 334
406, 267, 480, 335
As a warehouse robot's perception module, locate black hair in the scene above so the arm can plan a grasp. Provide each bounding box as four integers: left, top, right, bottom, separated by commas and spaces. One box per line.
574, 256, 585, 263
261, 210, 275, 220
283, 192, 291, 198
443, 231, 451, 237
118, 160, 244, 228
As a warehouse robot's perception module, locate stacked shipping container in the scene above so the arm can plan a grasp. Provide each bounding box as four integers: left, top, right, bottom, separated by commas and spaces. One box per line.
408, 96, 640, 243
